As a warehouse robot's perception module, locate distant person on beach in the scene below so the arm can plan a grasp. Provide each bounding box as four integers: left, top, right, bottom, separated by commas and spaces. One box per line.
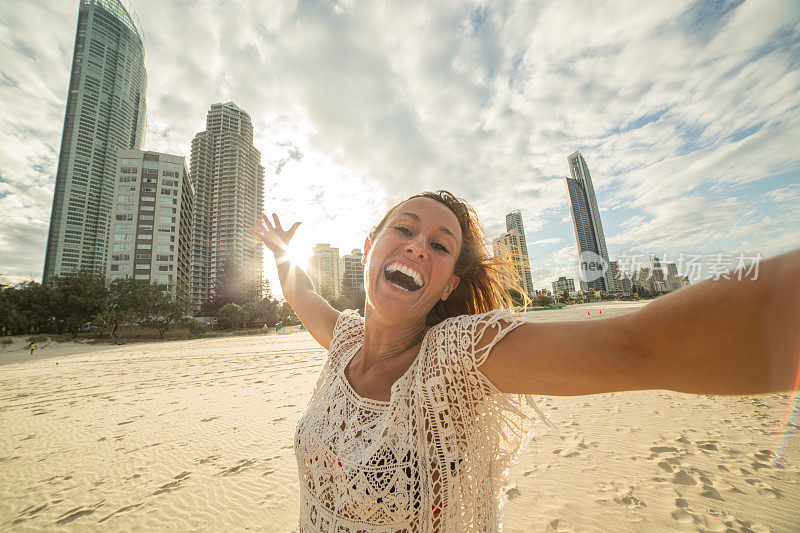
250, 190, 799, 532
29, 343, 35, 356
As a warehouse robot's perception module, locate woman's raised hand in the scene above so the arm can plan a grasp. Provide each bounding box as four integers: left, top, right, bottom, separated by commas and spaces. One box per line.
249, 213, 301, 259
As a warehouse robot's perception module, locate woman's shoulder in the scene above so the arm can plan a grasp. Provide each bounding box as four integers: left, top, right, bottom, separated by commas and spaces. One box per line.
425, 309, 527, 364
329, 309, 364, 357
434, 308, 525, 332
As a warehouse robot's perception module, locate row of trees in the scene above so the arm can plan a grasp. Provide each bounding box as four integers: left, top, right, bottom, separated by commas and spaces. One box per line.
0, 272, 188, 339
1, 269, 305, 338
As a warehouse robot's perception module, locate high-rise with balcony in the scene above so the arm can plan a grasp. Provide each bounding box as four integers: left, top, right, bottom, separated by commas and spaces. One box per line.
190, 102, 264, 309
491, 229, 529, 297
565, 151, 614, 293
105, 150, 194, 301
43, 0, 147, 283
505, 210, 534, 296
340, 249, 365, 293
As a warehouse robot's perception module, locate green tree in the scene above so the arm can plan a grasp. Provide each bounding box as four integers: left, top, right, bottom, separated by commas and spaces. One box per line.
0, 281, 56, 335
532, 294, 553, 307
107, 278, 152, 334
50, 272, 107, 336
143, 295, 189, 339
217, 303, 245, 330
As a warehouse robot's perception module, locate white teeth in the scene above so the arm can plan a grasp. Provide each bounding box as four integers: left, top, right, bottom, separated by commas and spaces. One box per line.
386, 262, 424, 288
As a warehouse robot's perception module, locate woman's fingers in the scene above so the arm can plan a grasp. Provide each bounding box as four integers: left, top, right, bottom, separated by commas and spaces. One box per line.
272, 213, 283, 232
261, 214, 274, 232
287, 221, 301, 239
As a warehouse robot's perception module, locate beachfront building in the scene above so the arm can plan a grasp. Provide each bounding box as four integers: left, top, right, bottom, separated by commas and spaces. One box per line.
565, 151, 615, 293
505, 210, 534, 296
492, 229, 529, 297
105, 150, 194, 301
190, 102, 265, 309
551, 276, 576, 297
340, 249, 365, 293
609, 260, 633, 293
309, 244, 341, 299
43, 0, 147, 283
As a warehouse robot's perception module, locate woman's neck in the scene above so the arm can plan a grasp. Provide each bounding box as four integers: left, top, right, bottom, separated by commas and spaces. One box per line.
360, 309, 427, 373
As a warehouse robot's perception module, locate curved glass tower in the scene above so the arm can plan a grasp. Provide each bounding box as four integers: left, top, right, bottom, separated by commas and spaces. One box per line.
565, 150, 614, 293
43, 0, 147, 283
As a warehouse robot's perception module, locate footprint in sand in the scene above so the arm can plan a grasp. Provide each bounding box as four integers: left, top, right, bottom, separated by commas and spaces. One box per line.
672, 470, 697, 486
11, 503, 48, 525
97, 503, 143, 524
55, 504, 101, 526
744, 478, 783, 498
503, 486, 521, 500
613, 488, 646, 508
218, 459, 257, 476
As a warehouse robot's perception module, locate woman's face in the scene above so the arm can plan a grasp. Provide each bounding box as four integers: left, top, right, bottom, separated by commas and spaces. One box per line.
363, 197, 463, 322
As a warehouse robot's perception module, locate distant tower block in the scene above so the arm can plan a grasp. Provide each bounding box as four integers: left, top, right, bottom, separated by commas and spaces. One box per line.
505, 210, 534, 296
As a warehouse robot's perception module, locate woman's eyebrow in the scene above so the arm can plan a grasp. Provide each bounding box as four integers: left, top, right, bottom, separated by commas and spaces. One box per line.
396, 212, 457, 240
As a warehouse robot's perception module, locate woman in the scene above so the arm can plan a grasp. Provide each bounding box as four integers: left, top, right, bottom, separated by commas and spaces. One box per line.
250, 190, 799, 532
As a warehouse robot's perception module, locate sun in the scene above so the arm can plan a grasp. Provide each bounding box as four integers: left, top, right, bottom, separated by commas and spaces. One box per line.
285, 239, 313, 269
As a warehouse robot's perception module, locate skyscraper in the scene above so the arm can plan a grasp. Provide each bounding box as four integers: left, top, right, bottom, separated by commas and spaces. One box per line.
43, 0, 147, 283
105, 150, 194, 302
565, 151, 614, 292
190, 102, 265, 309
505, 210, 534, 296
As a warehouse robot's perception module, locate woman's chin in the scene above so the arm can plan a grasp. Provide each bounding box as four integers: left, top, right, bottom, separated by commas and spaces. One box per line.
367, 285, 430, 319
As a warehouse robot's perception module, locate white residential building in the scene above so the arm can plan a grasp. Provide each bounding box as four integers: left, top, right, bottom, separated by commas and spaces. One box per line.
105, 150, 194, 301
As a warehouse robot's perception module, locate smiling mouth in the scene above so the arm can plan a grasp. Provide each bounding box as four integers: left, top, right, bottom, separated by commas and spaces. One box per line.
384, 263, 424, 292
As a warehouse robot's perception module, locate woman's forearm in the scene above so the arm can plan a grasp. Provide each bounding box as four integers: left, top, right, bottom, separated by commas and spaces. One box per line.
632, 248, 800, 394
275, 254, 316, 310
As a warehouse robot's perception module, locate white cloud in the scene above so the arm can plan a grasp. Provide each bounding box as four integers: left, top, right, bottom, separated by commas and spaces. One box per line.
0, 0, 798, 289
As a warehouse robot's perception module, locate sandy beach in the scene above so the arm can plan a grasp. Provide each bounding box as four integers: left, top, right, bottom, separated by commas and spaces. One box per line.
1, 301, 798, 531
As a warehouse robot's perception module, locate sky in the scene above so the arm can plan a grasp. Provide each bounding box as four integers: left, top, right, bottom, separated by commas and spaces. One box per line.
1, 0, 799, 296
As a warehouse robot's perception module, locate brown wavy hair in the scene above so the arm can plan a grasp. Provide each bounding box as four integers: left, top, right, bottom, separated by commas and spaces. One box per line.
368, 190, 529, 325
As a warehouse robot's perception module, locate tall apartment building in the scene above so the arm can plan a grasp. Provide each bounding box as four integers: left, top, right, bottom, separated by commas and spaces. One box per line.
505, 210, 534, 296
340, 249, 365, 293
492, 229, 529, 296
105, 150, 193, 301
43, 0, 147, 283
565, 151, 614, 293
551, 276, 576, 296
190, 102, 264, 308
309, 244, 340, 298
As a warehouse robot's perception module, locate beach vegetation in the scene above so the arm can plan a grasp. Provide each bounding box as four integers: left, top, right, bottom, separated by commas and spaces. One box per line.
217, 303, 246, 330
50, 271, 108, 337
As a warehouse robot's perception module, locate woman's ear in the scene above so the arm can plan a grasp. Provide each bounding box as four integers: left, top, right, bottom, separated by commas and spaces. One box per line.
362, 237, 371, 265
441, 275, 460, 301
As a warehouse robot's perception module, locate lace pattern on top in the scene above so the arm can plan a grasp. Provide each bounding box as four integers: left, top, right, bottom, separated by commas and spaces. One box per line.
294, 310, 549, 532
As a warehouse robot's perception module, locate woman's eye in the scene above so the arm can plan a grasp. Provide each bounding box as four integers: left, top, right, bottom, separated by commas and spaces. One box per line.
395, 226, 412, 236
432, 242, 449, 253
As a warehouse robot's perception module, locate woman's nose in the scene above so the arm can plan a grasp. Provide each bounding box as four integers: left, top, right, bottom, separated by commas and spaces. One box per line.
406, 238, 427, 259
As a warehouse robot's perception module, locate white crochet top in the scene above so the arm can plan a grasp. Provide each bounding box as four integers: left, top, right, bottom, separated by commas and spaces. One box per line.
294, 309, 549, 532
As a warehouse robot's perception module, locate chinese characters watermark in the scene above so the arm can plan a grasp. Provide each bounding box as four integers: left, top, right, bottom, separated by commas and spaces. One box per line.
612, 252, 762, 283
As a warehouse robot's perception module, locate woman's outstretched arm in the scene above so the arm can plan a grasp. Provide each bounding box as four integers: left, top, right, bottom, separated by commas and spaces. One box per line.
249, 214, 339, 350
479, 248, 800, 396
